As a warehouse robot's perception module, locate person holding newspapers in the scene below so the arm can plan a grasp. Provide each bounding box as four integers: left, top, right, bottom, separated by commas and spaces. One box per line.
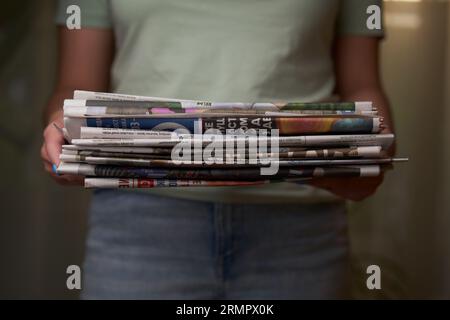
41, 0, 394, 299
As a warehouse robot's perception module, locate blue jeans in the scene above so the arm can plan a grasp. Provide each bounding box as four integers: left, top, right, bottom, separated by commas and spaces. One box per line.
82, 190, 350, 299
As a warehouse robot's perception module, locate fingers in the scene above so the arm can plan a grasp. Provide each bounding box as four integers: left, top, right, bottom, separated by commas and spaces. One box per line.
41, 127, 59, 175
56, 175, 84, 186
42, 144, 81, 185
41, 122, 84, 186
43, 123, 65, 165
309, 175, 384, 201
380, 127, 396, 157
41, 143, 56, 174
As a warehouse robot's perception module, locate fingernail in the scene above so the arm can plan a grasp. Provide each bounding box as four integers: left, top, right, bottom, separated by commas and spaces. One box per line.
52, 164, 59, 175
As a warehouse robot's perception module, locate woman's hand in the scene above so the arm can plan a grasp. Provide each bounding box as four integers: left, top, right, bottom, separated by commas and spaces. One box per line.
309, 36, 395, 201
41, 111, 83, 185
309, 175, 384, 202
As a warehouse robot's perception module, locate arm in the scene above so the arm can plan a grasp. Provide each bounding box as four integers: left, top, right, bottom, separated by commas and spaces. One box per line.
335, 36, 394, 139
41, 27, 114, 184
310, 36, 395, 201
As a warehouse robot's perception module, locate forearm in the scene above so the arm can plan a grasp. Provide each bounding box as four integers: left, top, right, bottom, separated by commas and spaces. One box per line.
43, 28, 114, 125
43, 88, 74, 125
334, 35, 395, 155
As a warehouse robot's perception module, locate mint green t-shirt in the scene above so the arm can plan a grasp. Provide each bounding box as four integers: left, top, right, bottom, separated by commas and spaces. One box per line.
56, 0, 384, 203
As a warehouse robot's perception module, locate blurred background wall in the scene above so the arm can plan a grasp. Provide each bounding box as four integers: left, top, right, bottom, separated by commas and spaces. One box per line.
0, 0, 449, 299
350, 0, 450, 298
0, 1, 89, 299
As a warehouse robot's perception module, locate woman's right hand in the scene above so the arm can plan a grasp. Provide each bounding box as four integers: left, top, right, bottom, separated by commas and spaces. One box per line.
41, 112, 83, 185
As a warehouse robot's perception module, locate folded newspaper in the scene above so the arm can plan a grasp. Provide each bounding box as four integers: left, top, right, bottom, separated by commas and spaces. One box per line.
56, 90, 407, 189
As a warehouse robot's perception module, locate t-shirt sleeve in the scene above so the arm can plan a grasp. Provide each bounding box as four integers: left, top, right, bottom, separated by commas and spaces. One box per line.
336, 0, 384, 37
55, 0, 112, 28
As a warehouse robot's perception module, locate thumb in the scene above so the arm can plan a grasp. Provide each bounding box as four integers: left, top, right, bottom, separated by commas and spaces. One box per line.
44, 123, 65, 166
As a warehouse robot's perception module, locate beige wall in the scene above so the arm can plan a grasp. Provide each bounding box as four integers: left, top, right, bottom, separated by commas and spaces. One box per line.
436, 0, 450, 297
350, 0, 450, 298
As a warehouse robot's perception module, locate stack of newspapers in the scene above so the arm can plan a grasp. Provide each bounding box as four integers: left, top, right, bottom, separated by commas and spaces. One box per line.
56, 90, 407, 189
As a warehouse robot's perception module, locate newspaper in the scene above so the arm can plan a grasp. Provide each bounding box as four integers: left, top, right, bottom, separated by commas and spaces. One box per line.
64, 105, 378, 118
70, 134, 395, 149
80, 127, 173, 139
59, 153, 406, 167
62, 145, 381, 160
64, 115, 382, 139
84, 178, 311, 189
62, 144, 173, 155
58, 162, 382, 179
71, 91, 374, 111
